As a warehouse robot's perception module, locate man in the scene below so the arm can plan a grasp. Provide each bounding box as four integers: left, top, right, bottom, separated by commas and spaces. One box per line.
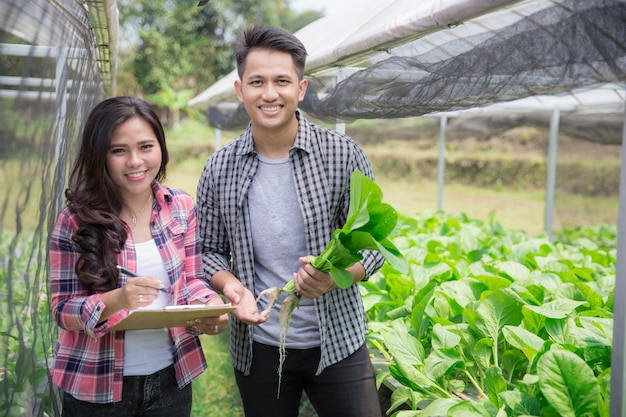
197, 25, 384, 417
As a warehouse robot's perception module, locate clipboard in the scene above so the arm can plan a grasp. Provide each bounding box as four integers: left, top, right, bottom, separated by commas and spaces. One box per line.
108, 304, 235, 331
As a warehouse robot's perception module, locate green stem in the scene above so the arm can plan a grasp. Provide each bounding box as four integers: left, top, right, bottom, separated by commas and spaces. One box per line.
463, 369, 487, 400
370, 339, 393, 362
431, 380, 452, 398
310, 252, 329, 272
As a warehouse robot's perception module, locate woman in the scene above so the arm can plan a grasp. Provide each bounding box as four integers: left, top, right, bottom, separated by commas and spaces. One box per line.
49, 96, 227, 416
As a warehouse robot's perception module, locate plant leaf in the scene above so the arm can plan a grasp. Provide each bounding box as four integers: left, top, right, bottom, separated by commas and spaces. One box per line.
524, 299, 587, 319
344, 170, 376, 231
499, 390, 541, 416
415, 398, 463, 416
474, 290, 525, 344
446, 399, 494, 417
352, 202, 399, 240
343, 195, 371, 232
537, 349, 599, 417
502, 325, 546, 360
431, 323, 461, 350
329, 264, 355, 289
340, 231, 407, 273
484, 365, 507, 409
425, 347, 464, 380
311, 169, 407, 287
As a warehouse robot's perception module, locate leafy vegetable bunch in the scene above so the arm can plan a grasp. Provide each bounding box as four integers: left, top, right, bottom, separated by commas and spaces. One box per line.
256, 169, 408, 396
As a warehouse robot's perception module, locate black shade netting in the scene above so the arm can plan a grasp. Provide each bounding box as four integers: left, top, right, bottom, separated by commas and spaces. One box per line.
0, 1, 113, 416
208, 0, 626, 129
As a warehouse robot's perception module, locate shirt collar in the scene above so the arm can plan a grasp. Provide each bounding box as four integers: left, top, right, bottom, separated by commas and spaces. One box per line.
292, 111, 313, 154
151, 181, 172, 205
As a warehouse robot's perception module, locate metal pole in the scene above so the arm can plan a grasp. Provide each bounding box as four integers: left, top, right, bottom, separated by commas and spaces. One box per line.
544, 108, 560, 239
610, 105, 626, 417
53, 47, 69, 217
215, 128, 222, 151
335, 119, 345, 135
437, 115, 447, 211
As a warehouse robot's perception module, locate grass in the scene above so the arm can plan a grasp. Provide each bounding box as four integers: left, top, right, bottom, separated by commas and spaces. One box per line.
375, 177, 619, 237
165, 153, 618, 238
164, 117, 619, 236
0, 159, 46, 233
192, 333, 244, 417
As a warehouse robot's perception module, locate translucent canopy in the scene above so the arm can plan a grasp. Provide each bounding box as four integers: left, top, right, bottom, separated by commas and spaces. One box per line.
189, 0, 626, 129
0, 0, 118, 96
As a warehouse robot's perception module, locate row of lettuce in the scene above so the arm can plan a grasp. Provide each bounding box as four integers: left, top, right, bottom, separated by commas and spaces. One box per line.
361, 211, 616, 417
1, 211, 617, 416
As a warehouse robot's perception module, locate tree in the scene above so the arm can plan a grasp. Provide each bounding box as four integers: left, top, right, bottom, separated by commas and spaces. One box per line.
117, 0, 322, 97
144, 85, 200, 127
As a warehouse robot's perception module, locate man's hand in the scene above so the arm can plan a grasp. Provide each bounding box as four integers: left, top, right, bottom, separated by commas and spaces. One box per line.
222, 281, 268, 325
293, 256, 337, 299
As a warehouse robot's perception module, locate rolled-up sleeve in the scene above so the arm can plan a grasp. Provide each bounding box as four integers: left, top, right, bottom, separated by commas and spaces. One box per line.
49, 209, 130, 338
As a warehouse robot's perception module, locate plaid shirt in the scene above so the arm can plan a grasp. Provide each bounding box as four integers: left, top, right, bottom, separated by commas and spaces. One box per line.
197, 112, 384, 375
49, 182, 218, 403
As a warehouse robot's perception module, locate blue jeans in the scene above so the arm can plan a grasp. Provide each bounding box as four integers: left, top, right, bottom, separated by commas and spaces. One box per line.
235, 342, 383, 417
61, 365, 192, 417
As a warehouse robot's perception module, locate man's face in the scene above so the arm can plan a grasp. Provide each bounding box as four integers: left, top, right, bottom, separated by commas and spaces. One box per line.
234, 48, 307, 134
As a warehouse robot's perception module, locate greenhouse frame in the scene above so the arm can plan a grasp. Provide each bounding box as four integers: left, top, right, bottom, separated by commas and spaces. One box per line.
1, 0, 625, 415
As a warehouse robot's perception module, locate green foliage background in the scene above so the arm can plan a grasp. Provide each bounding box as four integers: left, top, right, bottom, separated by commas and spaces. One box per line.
115, 0, 322, 99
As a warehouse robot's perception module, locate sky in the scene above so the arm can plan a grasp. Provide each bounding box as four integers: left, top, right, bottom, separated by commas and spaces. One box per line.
289, 0, 360, 17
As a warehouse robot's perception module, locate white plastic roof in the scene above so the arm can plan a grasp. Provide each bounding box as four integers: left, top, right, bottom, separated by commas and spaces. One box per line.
189, 0, 523, 108
189, 0, 625, 116
433, 83, 626, 118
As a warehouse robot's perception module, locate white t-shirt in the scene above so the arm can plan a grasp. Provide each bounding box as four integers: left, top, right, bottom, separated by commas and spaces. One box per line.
123, 239, 174, 376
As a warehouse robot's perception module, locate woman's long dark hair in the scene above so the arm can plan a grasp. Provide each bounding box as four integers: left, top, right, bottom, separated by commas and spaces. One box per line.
66, 96, 169, 292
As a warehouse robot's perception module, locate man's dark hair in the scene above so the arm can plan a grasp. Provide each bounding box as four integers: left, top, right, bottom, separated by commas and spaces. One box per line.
235, 25, 308, 80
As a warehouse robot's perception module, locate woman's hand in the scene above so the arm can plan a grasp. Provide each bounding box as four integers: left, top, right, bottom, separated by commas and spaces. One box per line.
98, 276, 162, 322
193, 297, 230, 335
119, 277, 162, 310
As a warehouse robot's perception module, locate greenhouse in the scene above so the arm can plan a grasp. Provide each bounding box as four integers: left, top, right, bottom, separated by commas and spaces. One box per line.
1, 0, 625, 415
190, 1, 626, 412
1, 0, 116, 414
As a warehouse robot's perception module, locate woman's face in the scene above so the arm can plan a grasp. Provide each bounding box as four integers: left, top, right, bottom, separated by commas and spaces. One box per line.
106, 116, 162, 203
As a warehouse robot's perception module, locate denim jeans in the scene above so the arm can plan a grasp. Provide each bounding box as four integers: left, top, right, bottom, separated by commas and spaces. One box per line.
61, 365, 192, 417
235, 342, 383, 417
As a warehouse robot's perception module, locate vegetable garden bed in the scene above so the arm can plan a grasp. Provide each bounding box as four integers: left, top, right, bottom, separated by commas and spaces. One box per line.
362, 212, 615, 416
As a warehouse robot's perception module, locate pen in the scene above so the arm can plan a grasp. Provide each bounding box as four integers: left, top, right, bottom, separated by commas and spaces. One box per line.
116, 265, 171, 293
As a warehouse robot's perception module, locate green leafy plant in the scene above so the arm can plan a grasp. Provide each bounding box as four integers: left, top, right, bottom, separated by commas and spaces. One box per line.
145, 84, 203, 127
256, 169, 408, 395
362, 212, 614, 416
0, 231, 57, 416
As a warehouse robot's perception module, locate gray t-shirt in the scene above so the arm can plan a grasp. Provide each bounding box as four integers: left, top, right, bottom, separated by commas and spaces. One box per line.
249, 154, 320, 348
